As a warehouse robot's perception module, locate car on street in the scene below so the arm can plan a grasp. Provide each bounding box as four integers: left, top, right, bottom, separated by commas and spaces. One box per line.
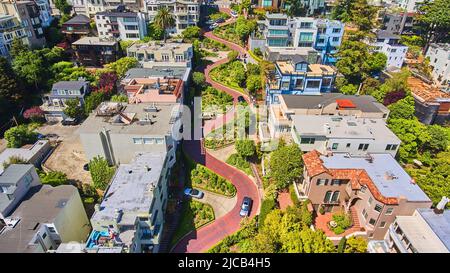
61, 117, 79, 126
184, 188, 204, 199
215, 18, 225, 24
230, 10, 238, 18
239, 197, 253, 217
209, 23, 218, 30
237, 96, 246, 103
205, 19, 214, 25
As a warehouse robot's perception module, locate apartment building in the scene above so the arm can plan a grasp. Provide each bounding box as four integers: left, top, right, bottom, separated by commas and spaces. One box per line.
257, 0, 325, 16
369, 206, 450, 253
35, 0, 52, 27
379, 11, 415, 35
41, 80, 91, 122
426, 43, 450, 89
144, 0, 200, 34
0, 140, 51, 171
370, 30, 408, 69
95, 10, 147, 41
72, 36, 120, 66
299, 150, 432, 240
127, 41, 193, 68
86, 152, 169, 253
252, 13, 344, 64
68, 0, 87, 15
265, 94, 389, 138
0, 14, 28, 58
290, 115, 401, 156
0, 165, 91, 253
266, 59, 336, 104
263, 47, 321, 64
0, 0, 46, 48
79, 101, 182, 166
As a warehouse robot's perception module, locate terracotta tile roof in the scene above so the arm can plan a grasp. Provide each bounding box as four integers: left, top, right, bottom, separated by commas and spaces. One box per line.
303, 150, 400, 205
408, 77, 450, 103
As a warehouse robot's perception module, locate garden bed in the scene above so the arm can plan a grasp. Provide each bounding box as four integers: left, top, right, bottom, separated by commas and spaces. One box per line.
171, 199, 215, 247
202, 86, 234, 114
328, 211, 353, 235
190, 165, 236, 197
226, 153, 252, 176
213, 23, 244, 47
209, 60, 247, 93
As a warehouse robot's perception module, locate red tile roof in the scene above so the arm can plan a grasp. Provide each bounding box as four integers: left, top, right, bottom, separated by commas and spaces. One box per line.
302, 150, 400, 205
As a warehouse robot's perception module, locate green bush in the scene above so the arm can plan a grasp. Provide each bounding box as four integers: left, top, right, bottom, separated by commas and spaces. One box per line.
190, 165, 236, 197
4, 125, 38, 148
39, 171, 68, 187
226, 153, 252, 175
337, 237, 347, 253
330, 212, 352, 235
89, 156, 115, 191
202, 86, 233, 113
258, 198, 277, 230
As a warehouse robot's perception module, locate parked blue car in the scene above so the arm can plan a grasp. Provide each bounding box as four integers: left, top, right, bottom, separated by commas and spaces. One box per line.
184, 188, 204, 199
239, 197, 253, 217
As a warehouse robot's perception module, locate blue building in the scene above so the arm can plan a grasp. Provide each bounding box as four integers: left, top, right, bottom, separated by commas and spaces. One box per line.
251, 13, 344, 65
41, 80, 90, 122
266, 58, 337, 104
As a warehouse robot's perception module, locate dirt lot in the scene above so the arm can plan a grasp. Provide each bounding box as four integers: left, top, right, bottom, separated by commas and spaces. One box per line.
37, 123, 92, 185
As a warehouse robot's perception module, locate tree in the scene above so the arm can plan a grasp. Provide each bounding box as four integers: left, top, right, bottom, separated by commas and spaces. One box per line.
344, 236, 367, 253
39, 171, 68, 187
54, 0, 72, 15
426, 125, 449, 153
182, 26, 201, 40
84, 92, 106, 114
23, 106, 45, 122
106, 57, 138, 78
339, 83, 358, 95
51, 61, 96, 83
235, 139, 256, 158
12, 50, 44, 89
192, 72, 206, 87
269, 144, 303, 189
97, 71, 118, 93
383, 90, 406, 106
284, 0, 305, 17
4, 125, 39, 148
110, 94, 129, 102
235, 16, 257, 42
337, 237, 347, 253
417, 0, 450, 51
146, 23, 165, 41
2, 155, 27, 169
63, 98, 85, 119
153, 7, 176, 42
0, 57, 24, 124
10, 38, 28, 58
246, 74, 262, 95
331, 0, 377, 31
89, 156, 115, 190
388, 118, 432, 161
388, 95, 415, 120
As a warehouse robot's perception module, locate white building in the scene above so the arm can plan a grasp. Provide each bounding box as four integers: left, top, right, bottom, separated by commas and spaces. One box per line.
144, 0, 200, 34
95, 10, 147, 41
426, 43, 450, 89
0, 14, 28, 58
371, 30, 408, 69
291, 115, 401, 157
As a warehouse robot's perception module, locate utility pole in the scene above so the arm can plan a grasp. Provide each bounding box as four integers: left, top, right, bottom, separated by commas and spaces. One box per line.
11, 116, 18, 126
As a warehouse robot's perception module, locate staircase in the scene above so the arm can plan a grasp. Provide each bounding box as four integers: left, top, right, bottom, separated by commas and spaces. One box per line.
350, 206, 361, 230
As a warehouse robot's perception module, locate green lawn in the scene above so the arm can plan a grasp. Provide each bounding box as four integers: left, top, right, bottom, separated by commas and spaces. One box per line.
171, 199, 215, 247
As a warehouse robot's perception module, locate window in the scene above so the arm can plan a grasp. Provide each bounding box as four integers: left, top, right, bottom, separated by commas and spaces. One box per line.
143, 138, 155, 144
175, 54, 184, 62
331, 143, 339, 150
324, 191, 332, 203
322, 78, 332, 86
268, 29, 289, 36
124, 25, 138, 30
379, 221, 386, 228
331, 179, 341, 186
281, 81, 290, 89
346, 143, 351, 148
162, 54, 169, 61
332, 37, 340, 42
155, 138, 164, 144
306, 80, 320, 89
294, 78, 304, 89
300, 22, 313, 29
374, 204, 383, 212
362, 209, 368, 220
386, 208, 394, 215
369, 218, 376, 226
126, 33, 139, 39
298, 32, 314, 47
391, 48, 397, 53
151, 210, 159, 225
42, 233, 47, 239
385, 144, 398, 151
317, 38, 325, 44
331, 191, 340, 202
358, 143, 369, 151
332, 28, 341, 33
368, 197, 373, 205
300, 137, 315, 144
316, 179, 328, 186
133, 138, 143, 144
48, 226, 56, 233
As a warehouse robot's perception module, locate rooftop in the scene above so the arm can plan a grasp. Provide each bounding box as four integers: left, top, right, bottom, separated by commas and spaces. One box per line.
52, 81, 88, 90
0, 165, 35, 214
408, 77, 450, 103
91, 152, 166, 225
124, 77, 182, 103
0, 140, 50, 171
123, 67, 189, 81
303, 151, 431, 204
127, 41, 192, 53
280, 93, 389, 114
97, 11, 138, 17
376, 30, 400, 40
63, 14, 90, 25
429, 43, 450, 52
276, 61, 336, 75
0, 184, 77, 253
72, 37, 118, 46
292, 115, 399, 142
417, 208, 450, 251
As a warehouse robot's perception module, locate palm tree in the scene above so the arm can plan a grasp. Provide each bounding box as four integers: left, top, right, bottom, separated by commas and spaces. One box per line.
154, 7, 176, 43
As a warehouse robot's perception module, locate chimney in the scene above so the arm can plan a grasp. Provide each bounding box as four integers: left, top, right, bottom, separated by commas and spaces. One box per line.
434, 196, 449, 214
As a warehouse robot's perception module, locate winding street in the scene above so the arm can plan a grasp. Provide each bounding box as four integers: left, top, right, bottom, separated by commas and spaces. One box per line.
171, 14, 261, 253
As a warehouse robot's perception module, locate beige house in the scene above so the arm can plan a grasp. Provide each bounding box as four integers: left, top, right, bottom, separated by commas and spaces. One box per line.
299, 150, 432, 240
127, 41, 193, 68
